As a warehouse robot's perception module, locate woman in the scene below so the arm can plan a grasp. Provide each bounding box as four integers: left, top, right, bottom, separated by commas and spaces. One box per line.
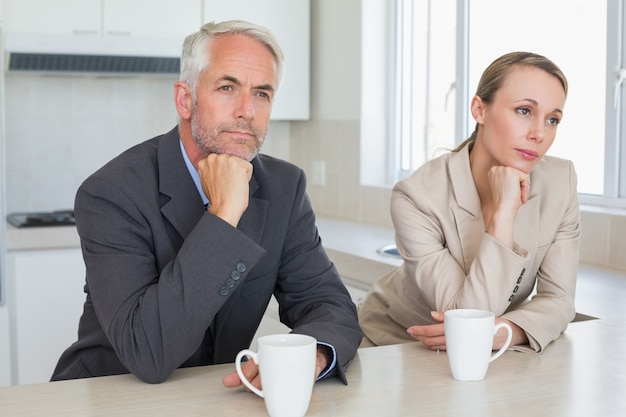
358, 51, 580, 353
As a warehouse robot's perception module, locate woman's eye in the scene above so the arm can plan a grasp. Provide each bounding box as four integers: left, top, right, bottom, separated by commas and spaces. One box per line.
517, 107, 530, 116
547, 117, 560, 126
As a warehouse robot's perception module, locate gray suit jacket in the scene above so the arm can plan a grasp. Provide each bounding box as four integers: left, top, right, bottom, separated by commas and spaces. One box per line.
359, 144, 580, 352
52, 127, 361, 383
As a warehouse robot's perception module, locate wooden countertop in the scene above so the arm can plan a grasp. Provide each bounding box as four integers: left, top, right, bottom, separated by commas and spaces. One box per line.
0, 318, 623, 416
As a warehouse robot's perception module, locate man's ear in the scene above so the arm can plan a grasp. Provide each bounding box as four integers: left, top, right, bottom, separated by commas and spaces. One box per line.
174, 81, 193, 120
470, 95, 486, 124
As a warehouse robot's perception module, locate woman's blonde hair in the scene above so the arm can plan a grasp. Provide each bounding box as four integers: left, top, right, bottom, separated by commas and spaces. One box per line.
454, 51, 568, 152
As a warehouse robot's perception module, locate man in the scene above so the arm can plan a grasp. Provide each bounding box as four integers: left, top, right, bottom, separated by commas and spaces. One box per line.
51, 20, 362, 386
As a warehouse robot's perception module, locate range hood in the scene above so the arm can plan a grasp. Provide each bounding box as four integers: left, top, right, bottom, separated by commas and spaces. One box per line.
3, 33, 181, 76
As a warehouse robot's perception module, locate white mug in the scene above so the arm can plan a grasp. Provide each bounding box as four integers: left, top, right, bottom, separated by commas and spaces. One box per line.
444, 309, 513, 381
235, 334, 317, 417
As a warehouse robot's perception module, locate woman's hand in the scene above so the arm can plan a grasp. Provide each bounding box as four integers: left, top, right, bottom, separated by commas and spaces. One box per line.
495, 317, 528, 349
407, 312, 529, 351
406, 311, 447, 351
486, 165, 531, 249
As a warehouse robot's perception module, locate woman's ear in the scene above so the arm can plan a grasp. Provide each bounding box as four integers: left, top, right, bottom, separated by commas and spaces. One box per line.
470, 95, 486, 124
174, 81, 193, 120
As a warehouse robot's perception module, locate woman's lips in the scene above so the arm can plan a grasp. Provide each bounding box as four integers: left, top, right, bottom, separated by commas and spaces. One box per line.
516, 148, 539, 161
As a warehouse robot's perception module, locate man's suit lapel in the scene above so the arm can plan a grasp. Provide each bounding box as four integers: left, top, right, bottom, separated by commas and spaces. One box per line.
237, 174, 268, 245
158, 129, 206, 239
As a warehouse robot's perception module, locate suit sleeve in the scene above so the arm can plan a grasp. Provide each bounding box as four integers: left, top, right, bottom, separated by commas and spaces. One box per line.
271, 171, 362, 384
75, 176, 265, 383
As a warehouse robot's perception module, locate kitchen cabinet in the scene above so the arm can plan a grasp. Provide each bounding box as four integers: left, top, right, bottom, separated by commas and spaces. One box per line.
3, 0, 200, 40
6, 248, 85, 385
3, 0, 101, 35
0, 305, 10, 387
1, 0, 9, 388
202, 0, 310, 120
103, 0, 200, 40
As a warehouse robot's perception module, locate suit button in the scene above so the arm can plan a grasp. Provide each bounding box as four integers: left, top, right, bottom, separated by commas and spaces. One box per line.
236, 262, 247, 273
219, 286, 229, 296
231, 270, 241, 280
226, 278, 235, 288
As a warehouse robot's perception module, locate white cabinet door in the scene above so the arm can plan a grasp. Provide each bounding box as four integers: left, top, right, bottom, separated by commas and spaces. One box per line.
3, 0, 100, 35
4, 0, 201, 41
202, 0, 310, 120
103, 0, 201, 41
0, 304, 11, 387
8, 248, 85, 385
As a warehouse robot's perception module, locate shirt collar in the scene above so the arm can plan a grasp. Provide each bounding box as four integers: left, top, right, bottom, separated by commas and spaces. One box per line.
179, 139, 209, 206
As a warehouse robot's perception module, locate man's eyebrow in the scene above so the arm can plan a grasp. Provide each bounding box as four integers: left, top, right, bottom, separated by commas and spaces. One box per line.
221, 75, 241, 85
220, 75, 275, 93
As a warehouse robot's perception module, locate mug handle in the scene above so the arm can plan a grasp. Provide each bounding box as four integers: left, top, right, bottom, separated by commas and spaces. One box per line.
235, 349, 264, 398
489, 322, 513, 363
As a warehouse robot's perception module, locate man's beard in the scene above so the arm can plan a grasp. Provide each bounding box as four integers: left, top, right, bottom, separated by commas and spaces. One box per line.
190, 108, 266, 162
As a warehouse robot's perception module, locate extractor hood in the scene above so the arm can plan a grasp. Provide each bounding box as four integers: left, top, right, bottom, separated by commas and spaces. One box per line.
3, 33, 181, 76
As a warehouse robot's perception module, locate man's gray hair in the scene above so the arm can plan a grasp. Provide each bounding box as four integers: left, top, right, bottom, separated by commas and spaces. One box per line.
180, 20, 285, 101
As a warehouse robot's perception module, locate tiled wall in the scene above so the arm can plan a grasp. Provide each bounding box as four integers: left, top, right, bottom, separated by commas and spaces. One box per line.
3, 74, 291, 214
291, 119, 393, 228
579, 207, 626, 271
4, 74, 178, 213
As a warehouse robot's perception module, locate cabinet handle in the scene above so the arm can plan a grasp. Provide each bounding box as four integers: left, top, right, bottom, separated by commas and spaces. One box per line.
106, 31, 132, 36
72, 30, 99, 35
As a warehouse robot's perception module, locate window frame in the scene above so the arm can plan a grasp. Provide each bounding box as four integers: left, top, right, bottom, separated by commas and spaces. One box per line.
395, 0, 626, 208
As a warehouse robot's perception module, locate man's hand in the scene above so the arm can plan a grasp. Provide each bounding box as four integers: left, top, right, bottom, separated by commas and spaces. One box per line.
198, 153, 253, 227
315, 345, 332, 380
223, 345, 331, 390
223, 357, 261, 390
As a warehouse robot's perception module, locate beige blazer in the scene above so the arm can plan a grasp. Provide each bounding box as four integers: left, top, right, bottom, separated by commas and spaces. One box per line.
358, 144, 581, 352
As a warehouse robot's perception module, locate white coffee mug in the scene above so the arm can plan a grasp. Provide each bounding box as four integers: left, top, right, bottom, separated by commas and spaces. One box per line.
444, 309, 513, 381
235, 333, 317, 417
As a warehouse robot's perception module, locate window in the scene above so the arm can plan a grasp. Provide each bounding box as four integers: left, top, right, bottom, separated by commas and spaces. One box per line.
396, 0, 457, 174
395, 0, 625, 204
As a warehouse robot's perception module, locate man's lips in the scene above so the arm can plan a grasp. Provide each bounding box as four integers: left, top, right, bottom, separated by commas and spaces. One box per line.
516, 148, 538, 160
225, 130, 254, 137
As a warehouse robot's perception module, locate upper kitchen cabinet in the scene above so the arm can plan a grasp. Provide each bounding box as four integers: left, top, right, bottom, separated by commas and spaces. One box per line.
103, 0, 201, 40
3, 0, 201, 41
203, 0, 310, 120
2, 0, 101, 35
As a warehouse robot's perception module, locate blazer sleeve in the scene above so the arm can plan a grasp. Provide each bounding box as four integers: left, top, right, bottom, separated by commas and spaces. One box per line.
76, 175, 266, 383
270, 171, 362, 384
501, 160, 581, 352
